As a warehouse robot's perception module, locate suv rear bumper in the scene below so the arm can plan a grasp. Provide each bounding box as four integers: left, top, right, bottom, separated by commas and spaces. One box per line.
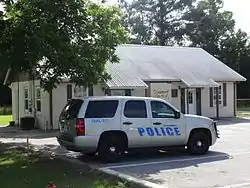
56, 135, 98, 154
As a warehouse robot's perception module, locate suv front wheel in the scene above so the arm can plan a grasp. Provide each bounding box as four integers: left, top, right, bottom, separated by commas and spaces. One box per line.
187, 131, 210, 155
98, 135, 125, 163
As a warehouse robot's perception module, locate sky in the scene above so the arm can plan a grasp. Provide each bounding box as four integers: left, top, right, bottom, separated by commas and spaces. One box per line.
0, 0, 249, 33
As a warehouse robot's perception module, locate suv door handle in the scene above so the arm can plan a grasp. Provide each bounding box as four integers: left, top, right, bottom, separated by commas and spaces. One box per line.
123, 122, 133, 125
153, 122, 162, 125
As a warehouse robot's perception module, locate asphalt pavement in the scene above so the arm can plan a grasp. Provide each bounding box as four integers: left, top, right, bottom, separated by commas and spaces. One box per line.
1, 120, 250, 188
99, 121, 250, 188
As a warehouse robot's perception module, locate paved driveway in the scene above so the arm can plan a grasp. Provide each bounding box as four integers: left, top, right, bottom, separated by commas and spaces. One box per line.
99, 121, 250, 188
1, 120, 250, 188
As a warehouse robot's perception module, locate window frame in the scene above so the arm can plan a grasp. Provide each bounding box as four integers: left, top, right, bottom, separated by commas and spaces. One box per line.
188, 91, 193, 104
85, 100, 119, 119
74, 85, 88, 98
123, 100, 148, 118
223, 83, 227, 107
171, 89, 178, 98
213, 85, 223, 106
24, 87, 29, 112
150, 100, 176, 119
36, 87, 41, 113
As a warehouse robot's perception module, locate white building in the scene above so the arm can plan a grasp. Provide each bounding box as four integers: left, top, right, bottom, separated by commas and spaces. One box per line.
10, 44, 246, 130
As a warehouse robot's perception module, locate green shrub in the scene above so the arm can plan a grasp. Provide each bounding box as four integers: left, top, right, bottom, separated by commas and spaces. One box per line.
0, 106, 12, 115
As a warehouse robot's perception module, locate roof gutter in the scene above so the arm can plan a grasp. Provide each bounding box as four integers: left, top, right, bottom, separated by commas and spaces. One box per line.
3, 68, 11, 86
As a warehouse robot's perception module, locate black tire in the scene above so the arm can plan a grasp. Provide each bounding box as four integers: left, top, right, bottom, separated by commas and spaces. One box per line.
98, 135, 125, 163
187, 131, 210, 155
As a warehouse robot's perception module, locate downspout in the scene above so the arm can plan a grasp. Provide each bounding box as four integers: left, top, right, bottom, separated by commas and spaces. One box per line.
186, 88, 189, 114
234, 83, 237, 116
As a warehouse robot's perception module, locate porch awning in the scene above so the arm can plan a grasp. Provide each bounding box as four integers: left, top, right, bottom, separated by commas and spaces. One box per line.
181, 77, 220, 88
106, 64, 148, 89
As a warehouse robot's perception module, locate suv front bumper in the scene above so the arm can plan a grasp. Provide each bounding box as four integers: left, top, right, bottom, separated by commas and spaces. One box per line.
213, 121, 220, 138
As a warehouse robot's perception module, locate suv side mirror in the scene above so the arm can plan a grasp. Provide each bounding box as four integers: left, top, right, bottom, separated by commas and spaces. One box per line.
174, 111, 181, 119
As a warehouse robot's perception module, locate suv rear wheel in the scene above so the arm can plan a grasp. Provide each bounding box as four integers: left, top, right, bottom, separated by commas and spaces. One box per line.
187, 131, 210, 155
98, 135, 125, 163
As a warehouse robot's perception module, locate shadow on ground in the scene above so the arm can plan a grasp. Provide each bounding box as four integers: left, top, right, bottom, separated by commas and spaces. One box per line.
0, 126, 58, 139
215, 117, 250, 126
105, 150, 231, 184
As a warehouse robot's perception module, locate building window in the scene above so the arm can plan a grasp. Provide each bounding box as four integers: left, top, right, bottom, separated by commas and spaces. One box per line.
36, 87, 41, 112
125, 89, 132, 96
213, 85, 222, 106
24, 87, 29, 110
188, 91, 193, 104
209, 87, 213, 107
223, 83, 227, 106
112, 90, 126, 96
171, 89, 178, 98
74, 85, 87, 98
67, 84, 73, 101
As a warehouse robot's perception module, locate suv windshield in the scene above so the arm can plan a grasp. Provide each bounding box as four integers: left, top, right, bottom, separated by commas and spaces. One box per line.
60, 99, 83, 120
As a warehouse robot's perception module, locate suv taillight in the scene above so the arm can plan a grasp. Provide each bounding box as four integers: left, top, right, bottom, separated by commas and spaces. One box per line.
75, 118, 85, 136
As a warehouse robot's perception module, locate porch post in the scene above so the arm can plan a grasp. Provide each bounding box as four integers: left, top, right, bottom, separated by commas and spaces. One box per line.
144, 82, 151, 97
233, 83, 237, 116
186, 88, 189, 114
215, 87, 219, 119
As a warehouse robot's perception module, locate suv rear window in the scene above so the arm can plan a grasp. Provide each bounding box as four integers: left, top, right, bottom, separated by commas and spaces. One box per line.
85, 100, 119, 118
60, 99, 84, 119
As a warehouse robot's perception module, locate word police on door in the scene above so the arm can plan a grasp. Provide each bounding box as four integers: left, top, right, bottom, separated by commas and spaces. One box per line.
138, 126, 181, 137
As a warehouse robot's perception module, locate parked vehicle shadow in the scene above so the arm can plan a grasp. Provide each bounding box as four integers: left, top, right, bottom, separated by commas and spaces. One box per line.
98, 148, 231, 185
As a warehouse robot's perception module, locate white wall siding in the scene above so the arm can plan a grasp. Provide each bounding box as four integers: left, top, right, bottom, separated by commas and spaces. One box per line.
170, 84, 181, 110
201, 87, 216, 118
37, 89, 50, 130
52, 83, 68, 130
11, 80, 236, 130
93, 84, 105, 96
218, 82, 234, 117
201, 82, 235, 118
11, 82, 18, 124
131, 89, 145, 97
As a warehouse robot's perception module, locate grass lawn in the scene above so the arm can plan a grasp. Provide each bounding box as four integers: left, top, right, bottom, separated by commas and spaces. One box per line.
237, 107, 250, 118
0, 115, 12, 125
0, 144, 136, 188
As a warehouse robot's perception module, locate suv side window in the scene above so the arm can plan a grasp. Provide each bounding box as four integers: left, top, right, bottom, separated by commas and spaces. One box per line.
151, 101, 175, 118
85, 100, 119, 118
124, 100, 147, 118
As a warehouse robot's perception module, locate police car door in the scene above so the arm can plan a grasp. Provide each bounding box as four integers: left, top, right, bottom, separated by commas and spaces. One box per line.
149, 100, 185, 146
122, 99, 153, 148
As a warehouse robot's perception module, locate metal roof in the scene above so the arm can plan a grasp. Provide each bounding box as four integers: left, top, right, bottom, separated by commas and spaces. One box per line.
106, 62, 148, 89
105, 44, 246, 88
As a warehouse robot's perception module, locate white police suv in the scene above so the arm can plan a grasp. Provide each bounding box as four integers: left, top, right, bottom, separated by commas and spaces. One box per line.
57, 96, 219, 162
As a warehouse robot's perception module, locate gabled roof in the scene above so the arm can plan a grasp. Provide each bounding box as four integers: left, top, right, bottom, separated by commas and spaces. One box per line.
106, 44, 246, 88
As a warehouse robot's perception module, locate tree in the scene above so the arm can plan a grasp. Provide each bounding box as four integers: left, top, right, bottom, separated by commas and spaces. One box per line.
183, 0, 235, 57
220, 29, 249, 72
0, 0, 127, 91
119, 0, 196, 45
182, 0, 250, 97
